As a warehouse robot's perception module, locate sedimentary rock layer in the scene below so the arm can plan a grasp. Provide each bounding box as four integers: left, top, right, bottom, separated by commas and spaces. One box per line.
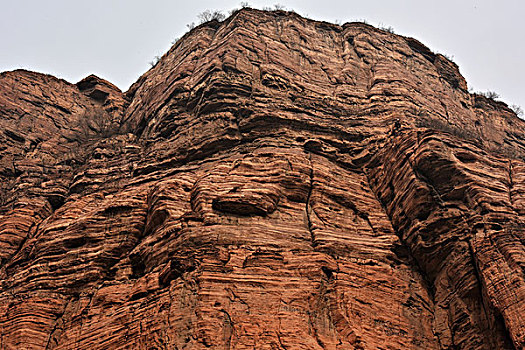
0, 8, 524, 349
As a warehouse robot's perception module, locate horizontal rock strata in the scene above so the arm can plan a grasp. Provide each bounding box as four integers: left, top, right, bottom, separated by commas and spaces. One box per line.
0, 8, 524, 349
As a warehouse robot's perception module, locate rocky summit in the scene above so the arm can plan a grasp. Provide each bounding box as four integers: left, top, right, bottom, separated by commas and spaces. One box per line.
0, 8, 524, 349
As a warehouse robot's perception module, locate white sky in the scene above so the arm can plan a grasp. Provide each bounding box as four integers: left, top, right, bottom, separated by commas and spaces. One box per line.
1, 0, 523, 110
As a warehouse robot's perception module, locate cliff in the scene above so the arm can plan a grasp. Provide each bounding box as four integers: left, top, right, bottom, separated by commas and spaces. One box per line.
0, 8, 524, 349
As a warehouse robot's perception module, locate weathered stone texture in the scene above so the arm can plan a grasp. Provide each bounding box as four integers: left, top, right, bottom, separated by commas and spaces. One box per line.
0, 8, 524, 349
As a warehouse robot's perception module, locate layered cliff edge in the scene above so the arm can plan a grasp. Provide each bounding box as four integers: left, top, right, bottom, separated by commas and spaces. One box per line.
0, 8, 524, 349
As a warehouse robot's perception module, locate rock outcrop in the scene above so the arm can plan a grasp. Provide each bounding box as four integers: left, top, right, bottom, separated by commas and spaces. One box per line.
0, 8, 524, 349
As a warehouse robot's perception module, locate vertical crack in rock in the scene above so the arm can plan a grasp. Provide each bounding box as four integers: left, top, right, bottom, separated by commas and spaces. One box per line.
276, 330, 288, 350
364, 163, 437, 300
2, 209, 46, 274
220, 309, 234, 349
308, 313, 326, 349
467, 239, 516, 349
364, 167, 447, 347
1, 221, 34, 270
508, 160, 515, 208
44, 296, 71, 350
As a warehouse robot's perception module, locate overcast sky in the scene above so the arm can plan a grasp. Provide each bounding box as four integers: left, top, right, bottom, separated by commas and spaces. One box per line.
1, 0, 523, 111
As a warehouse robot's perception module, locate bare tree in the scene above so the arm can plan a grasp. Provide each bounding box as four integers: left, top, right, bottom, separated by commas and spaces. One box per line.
197, 10, 226, 23
479, 90, 500, 100
511, 104, 524, 117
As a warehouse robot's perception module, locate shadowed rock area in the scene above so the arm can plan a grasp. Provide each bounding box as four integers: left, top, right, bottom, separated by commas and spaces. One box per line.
0, 8, 524, 349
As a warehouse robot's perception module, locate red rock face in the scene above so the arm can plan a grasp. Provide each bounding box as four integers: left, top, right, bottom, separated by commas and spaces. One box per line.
0, 8, 524, 349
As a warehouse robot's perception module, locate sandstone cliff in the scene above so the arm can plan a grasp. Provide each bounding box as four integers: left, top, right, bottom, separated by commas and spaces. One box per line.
0, 8, 524, 349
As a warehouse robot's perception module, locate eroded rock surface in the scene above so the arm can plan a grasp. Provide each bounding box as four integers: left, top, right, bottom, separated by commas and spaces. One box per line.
0, 8, 524, 349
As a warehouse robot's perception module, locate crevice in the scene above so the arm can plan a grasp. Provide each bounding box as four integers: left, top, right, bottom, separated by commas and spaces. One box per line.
308, 313, 326, 349
404, 154, 446, 208
226, 287, 250, 313
467, 239, 516, 349
305, 152, 316, 249
357, 211, 378, 236
1, 222, 33, 271
220, 309, 234, 349
508, 159, 515, 208
276, 331, 288, 350
364, 158, 440, 337
44, 296, 72, 350
2, 212, 45, 272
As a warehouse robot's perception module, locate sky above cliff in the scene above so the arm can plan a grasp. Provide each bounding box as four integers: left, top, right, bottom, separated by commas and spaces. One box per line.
1, 0, 523, 111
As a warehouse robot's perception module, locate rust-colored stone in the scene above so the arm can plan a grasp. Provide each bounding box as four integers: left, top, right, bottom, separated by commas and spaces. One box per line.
0, 8, 524, 349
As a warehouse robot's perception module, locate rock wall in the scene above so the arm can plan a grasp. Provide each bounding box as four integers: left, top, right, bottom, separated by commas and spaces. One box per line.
0, 8, 524, 349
